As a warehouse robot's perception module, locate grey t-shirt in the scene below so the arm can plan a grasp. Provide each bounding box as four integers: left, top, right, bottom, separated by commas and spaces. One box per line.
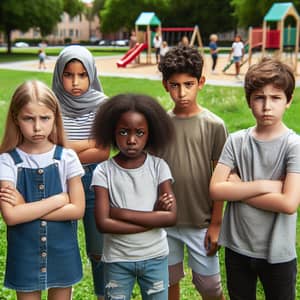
218, 128, 300, 263
91, 153, 173, 262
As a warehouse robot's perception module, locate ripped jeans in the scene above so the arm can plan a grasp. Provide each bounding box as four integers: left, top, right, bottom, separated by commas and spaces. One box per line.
104, 256, 168, 300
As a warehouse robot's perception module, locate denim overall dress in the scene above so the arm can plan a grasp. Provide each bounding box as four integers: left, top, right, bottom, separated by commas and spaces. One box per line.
4, 146, 82, 291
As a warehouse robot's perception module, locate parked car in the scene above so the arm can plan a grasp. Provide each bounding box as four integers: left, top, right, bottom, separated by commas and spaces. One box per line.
98, 39, 112, 46
115, 39, 129, 46
14, 42, 29, 47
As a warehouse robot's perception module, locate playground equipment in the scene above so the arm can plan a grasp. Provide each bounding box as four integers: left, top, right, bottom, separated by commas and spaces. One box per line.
161, 26, 204, 51
117, 12, 161, 67
248, 2, 300, 72
117, 12, 204, 67
117, 43, 148, 67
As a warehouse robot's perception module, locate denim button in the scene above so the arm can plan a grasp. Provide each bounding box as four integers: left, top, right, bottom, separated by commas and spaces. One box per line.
41, 221, 47, 227
37, 169, 44, 175
41, 252, 47, 258
38, 184, 45, 190
40, 267, 47, 273
41, 236, 47, 242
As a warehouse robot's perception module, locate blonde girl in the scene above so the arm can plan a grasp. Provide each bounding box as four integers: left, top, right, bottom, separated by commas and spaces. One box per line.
0, 80, 85, 300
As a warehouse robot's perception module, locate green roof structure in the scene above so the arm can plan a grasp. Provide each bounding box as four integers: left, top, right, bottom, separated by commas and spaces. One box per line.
135, 12, 161, 26
264, 2, 299, 21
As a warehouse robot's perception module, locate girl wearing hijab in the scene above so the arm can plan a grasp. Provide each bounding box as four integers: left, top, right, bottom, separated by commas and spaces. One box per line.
52, 45, 109, 300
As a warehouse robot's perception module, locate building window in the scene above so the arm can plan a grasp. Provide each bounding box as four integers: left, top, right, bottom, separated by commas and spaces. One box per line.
69, 29, 74, 37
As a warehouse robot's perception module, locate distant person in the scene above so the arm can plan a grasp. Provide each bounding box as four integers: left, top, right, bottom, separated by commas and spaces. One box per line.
91, 93, 177, 299
210, 57, 300, 300
160, 41, 169, 61
158, 46, 227, 300
129, 30, 137, 49
0, 80, 85, 300
179, 35, 189, 47
229, 34, 244, 80
153, 33, 162, 64
38, 48, 47, 70
209, 34, 218, 74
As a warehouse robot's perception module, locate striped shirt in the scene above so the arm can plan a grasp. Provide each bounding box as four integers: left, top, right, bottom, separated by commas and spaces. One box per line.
63, 112, 95, 140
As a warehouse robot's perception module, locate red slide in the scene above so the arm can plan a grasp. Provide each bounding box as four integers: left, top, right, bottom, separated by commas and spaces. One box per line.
116, 43, 147, 68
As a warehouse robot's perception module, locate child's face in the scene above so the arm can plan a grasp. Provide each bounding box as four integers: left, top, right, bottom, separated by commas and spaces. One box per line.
235, 36, 241, 42
62, 60, 90, 96
249, 84, 291, 128
16, 101, 55, 151
115, 111, 148, 160
163, 73, 204, 110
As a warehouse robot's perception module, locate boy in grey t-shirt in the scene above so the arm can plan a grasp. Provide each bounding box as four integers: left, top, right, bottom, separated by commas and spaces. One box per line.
210, 58, 300, 300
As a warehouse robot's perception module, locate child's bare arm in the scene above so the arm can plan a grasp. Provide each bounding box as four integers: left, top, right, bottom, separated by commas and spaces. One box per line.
66, 139, 110, 164
0, 181, 68, 226
94, 186, 149, 234
42, 175, 85, 220
244, 172, 300, 214
210, 163, 282, 201
217, 168, 298, 214
110, 179, 177, 228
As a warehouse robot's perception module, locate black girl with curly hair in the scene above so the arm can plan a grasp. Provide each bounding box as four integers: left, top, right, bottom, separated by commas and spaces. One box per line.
91, 93, 177, 300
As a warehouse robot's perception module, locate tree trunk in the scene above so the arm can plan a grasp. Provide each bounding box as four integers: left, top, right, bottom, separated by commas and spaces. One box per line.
5, 27, 12, 54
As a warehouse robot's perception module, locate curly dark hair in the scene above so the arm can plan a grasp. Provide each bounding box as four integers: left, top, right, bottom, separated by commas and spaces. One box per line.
244, 57, 295, 104
92, 93, 174, 153
158, 46, 204, 80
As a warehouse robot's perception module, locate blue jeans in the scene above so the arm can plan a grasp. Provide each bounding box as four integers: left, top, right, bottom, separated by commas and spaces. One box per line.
104, 256, 168, 300
82, 164, 104, 296
225, 248, 297, 300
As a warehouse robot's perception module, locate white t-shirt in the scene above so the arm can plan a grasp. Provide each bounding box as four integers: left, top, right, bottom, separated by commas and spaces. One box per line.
0, 146, 84, 191
91, 153, 173, 262
153, 36, 162, 49
232, 41, 244, 57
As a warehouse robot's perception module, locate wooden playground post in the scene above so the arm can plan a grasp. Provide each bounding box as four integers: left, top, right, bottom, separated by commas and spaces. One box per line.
295, 19, 299, 74
248, 27, 253, 66
262, 21, 267, 57
146, 24, 151, 64
189, 25, 204, 55
278, 20, 284, 58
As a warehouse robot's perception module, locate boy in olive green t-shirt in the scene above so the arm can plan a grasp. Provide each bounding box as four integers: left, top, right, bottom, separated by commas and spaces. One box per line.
158, 46, 227, 300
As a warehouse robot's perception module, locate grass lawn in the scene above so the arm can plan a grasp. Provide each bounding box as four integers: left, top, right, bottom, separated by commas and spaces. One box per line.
0, 47, 127, 63
0, 69, 299, 299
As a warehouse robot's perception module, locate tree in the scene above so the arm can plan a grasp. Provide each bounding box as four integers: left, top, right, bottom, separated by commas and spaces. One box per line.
83, 0, 105, 40
0, 0, 82, 53
160, 0, 235, 42
100, 0, 169, 34
99, 0, 234, 43
231, 0, 300, 29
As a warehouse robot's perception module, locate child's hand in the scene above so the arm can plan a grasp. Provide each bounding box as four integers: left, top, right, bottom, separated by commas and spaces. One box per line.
155, 193, 174, 211
0, 186, 25, 206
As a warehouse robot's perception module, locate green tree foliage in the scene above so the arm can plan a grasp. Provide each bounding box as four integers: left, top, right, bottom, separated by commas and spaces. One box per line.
161, 0, 235, 42
99, 0, 234, 42
0, 0, 82, 53
100, 0, 169, 33
63, 0, 83, 18
231, 0, 300, 28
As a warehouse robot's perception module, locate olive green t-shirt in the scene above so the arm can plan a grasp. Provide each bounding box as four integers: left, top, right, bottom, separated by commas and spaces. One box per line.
161, 109, 227, 228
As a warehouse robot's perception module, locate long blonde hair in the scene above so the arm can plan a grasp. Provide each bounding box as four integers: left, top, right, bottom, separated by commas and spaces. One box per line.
0, 80, 66, 153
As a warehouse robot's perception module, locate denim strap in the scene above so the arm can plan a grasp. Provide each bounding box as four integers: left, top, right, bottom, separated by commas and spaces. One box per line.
53, 145, 63, 160
8, 149, 23, 164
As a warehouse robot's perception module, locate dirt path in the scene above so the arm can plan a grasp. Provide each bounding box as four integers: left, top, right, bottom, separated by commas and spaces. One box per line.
2, 53, 300, 87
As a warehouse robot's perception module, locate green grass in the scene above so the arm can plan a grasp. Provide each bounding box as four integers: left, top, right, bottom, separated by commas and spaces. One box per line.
0, 47, 127, 63
0, 69, 299, 299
